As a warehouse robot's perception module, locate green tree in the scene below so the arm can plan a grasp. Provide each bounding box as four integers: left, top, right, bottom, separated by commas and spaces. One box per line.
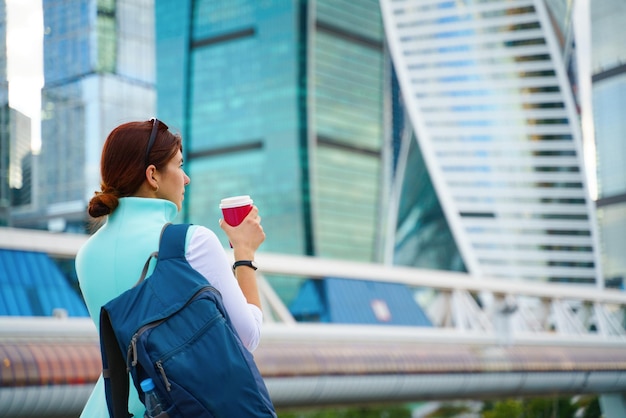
277, 404, 412, 418
523, 397, 577, 418
482, 399, 523, 418
580, 397, 602, 418
424, 403, 473, 417
481, 396, 601, 418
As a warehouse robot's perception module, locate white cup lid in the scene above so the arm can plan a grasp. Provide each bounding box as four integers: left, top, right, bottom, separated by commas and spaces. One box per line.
219, 195, 253, 209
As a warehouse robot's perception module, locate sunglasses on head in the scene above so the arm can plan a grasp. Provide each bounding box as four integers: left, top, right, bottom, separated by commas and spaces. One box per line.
145, 118, 169, 166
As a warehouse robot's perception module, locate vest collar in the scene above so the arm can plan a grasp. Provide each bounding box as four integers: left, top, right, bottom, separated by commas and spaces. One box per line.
108, 197, 179, 225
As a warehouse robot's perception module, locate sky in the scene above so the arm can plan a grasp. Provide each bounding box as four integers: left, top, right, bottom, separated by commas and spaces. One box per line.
6, 0, 43, 150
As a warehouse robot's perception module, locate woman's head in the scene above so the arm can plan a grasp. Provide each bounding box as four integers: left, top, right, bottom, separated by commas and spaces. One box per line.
88, 119, 188, 217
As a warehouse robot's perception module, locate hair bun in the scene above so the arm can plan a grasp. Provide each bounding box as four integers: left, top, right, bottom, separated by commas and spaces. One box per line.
88, 189, 119, 218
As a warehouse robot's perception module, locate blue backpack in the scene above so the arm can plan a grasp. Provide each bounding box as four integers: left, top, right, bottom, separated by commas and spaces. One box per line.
99, 223, 277, 417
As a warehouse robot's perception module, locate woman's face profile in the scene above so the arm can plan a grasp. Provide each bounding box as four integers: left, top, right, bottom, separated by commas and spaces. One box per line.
154, 149, 190, 210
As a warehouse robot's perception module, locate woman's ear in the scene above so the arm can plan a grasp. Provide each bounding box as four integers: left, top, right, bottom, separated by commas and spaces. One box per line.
145, 165, 159, 190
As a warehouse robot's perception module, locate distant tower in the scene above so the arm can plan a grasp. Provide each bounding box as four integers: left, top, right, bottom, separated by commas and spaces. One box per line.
0, 0, 7, 106
8, 109, 32, 206
591, 0, 626, 288
0, 0, 9, 225
14, 0, 156, 232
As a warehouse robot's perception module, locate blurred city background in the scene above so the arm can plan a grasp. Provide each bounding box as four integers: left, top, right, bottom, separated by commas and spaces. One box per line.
1, 0, 626, 417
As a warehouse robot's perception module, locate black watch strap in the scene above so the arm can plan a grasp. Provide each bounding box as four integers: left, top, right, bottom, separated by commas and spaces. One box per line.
233, 260, 258, 271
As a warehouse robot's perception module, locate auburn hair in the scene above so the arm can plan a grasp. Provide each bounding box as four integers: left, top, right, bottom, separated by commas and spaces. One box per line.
88, 120, 182, 218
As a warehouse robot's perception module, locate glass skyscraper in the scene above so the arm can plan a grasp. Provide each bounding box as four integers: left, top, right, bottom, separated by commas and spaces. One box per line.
0, 1, 32, 226
591, 0, 626, 288
13, 0, 156, 231
156, 0, 386, 261
381, 0, 603, 286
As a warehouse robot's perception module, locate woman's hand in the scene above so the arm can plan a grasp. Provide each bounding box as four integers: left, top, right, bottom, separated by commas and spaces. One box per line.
220, 206, 265, 310
219, 205, 265, 259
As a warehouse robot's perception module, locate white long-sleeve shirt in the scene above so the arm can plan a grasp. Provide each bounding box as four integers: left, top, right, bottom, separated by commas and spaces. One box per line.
186, 225, 262, 351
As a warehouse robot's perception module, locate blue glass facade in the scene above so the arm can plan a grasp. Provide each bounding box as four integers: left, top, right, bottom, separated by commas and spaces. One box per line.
312, 0, 384, 261
390, 63, 463, 272
592, 0, 626, 286
42, 0, 92, 85
156, 0, 385, 262
393, 130, 464, 272
593, 74, 626, 198
157, 0, 305, 254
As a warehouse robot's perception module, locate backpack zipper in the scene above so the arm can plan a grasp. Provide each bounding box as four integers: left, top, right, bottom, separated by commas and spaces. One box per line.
156, 361, 171, 391
126, 285, 222, 377
153, 312, 222, 392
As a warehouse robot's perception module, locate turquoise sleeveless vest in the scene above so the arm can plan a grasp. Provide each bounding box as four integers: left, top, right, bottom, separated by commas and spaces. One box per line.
76, 197, 188, 418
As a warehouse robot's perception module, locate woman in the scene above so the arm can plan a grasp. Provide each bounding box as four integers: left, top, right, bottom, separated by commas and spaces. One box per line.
75, 119, 266, 417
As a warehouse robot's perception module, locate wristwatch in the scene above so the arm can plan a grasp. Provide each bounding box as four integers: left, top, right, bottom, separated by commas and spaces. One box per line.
232, 260, 258, 271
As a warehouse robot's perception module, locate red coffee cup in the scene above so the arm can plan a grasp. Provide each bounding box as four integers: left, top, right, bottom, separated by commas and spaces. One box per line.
220, 195, 253, 227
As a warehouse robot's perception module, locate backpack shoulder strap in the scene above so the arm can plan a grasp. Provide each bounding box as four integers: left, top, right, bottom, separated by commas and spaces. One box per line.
100, 307, 132, 418
132, 223, 189, 286
158, 223, 190, 260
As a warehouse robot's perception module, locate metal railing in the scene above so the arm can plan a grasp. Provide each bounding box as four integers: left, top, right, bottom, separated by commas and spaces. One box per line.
2, 226, 626, 416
